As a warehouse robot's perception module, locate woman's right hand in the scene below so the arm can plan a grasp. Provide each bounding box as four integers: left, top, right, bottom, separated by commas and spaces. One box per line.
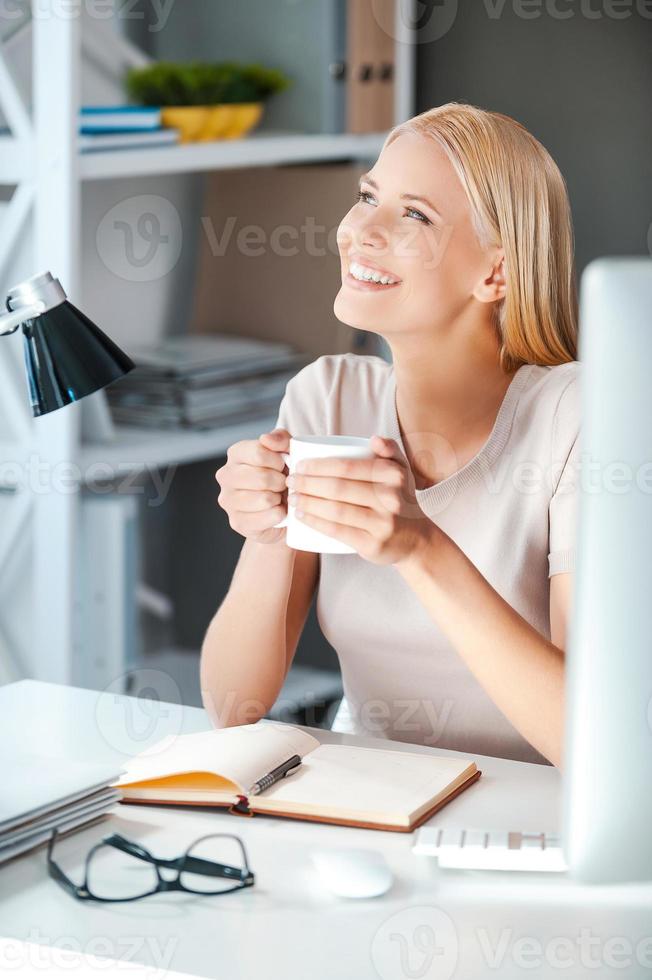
215, 428, 290, 544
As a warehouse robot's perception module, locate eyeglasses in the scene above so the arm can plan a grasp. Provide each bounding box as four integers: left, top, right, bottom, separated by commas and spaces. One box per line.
47, 827, 255, 903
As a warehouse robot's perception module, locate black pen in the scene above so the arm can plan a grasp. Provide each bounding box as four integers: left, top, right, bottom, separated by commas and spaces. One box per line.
248, 754, 302, 796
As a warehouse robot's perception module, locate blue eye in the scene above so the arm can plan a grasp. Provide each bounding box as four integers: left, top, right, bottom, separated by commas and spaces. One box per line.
355, 190, 431, 225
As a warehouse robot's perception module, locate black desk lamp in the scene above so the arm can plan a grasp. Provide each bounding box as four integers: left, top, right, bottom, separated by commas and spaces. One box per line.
0, 270, 134, 416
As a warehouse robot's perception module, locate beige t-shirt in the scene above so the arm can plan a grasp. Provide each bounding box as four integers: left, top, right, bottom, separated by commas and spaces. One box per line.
274, 352, 580, 765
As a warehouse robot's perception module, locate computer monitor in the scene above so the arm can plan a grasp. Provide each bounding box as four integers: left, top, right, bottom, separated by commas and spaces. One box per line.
563, 257, 652, 883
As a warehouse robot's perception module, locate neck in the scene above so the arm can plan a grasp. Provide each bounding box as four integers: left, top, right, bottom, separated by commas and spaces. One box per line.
384, 316, 520, 486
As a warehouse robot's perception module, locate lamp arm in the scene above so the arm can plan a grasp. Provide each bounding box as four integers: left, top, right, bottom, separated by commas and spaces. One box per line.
0, 300, 46, 337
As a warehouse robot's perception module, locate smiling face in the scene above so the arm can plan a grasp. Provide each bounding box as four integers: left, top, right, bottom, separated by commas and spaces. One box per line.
334, 131, 498, 339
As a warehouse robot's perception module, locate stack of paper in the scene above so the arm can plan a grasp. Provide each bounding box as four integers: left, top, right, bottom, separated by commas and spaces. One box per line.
1, 755, 124, 865
107, 334, 309, 430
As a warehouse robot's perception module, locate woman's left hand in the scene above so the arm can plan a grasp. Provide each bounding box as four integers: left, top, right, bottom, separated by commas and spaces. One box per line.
286, 435, 432, 565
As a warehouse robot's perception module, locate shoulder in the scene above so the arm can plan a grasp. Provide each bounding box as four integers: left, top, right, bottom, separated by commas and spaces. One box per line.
524, 360, 580, 405
519, 361, 580, 488
287, 351, 391, 393
277, 352, 391, 436
521, 361, 580, 433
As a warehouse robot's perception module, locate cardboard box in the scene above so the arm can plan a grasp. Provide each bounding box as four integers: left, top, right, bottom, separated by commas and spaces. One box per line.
188, 162, 374, 359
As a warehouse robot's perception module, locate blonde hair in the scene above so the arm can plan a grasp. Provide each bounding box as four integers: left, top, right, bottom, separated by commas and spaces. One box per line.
383, 102, 578, 372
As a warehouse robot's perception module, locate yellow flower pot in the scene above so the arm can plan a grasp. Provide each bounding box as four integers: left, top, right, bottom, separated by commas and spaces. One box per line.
161, 103, 264, 143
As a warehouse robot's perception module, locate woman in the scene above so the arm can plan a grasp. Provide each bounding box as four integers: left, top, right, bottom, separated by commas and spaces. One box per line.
201, 102, 579, 769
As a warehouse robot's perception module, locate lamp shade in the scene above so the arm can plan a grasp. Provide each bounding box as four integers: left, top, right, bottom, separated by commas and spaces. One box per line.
5, 271, 134, 417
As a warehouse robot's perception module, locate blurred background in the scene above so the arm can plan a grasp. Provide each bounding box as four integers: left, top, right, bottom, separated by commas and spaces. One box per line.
0, 0, 649, 727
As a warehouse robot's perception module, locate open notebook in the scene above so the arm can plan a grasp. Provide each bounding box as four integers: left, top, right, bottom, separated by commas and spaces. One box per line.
115, 722, 481, 833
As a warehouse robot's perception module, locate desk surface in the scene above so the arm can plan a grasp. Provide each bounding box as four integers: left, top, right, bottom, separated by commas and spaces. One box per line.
1, 679, 651, 980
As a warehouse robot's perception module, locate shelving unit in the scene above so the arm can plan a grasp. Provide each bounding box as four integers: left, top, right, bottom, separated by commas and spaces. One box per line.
0, 2, 416, 688
80, 130, 390, 181
79, 414, 280, 478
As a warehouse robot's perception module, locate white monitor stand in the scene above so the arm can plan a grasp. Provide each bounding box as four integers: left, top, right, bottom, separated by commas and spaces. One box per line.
564, 257, 652, 883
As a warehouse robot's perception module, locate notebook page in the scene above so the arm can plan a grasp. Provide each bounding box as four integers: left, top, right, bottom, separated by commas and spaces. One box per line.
116, 723, 320, 794
257, 743, 475, 821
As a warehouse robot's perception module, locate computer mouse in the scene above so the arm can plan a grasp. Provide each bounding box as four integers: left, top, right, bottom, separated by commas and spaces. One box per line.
310, 847, 394, 899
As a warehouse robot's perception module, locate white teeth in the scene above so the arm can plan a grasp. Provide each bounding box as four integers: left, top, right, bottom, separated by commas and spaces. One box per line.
350, 261, 398, 285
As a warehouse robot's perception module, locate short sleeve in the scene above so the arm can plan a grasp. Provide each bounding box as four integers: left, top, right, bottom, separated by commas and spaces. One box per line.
271, 354, 335, 438
548, 374, 581, 577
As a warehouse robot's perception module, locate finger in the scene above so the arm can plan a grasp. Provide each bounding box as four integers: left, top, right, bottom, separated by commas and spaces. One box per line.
294, 510, 367, 552
258, 428, 291, 451
233, 488, 284, 513
238, 504, 287, 533
370, 435, 406, 462
236, 439, 287, 472
232, 462, 287, 492
291, 493, 385, 535
290, 474, 373, 506
296, 453, 405, 484
290, 473, 398, 514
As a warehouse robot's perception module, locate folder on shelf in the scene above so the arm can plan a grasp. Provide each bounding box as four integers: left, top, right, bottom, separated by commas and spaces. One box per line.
346, 0, 396, 134
115, 721, 481, 833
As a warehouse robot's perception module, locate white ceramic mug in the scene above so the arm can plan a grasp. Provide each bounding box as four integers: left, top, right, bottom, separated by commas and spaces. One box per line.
273, 435, 374, 553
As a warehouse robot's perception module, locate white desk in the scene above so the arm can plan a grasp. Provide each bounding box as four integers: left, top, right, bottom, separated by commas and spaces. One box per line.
1, 680, 651, 980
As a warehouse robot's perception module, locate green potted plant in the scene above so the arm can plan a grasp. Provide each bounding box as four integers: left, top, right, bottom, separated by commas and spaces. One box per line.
124, 61, 292, 142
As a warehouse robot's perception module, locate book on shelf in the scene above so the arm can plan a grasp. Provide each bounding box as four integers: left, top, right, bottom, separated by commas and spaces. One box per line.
115, 720, 482, 833
80, 105, 162, 131
79, 128, 180, 153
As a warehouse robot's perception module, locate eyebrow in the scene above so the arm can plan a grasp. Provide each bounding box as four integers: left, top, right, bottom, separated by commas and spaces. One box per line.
359, 173, 443, 220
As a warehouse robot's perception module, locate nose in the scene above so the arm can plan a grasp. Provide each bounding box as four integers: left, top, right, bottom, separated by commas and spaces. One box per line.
339, 207, 392, 257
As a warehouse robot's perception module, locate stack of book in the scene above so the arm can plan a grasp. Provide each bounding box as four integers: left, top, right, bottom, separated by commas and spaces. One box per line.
1, 755, 123, 865
106, 334, 310, 430
79, 105, 179, 153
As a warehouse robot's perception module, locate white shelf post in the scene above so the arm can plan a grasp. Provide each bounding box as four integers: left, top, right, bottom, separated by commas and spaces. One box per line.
32, 5, 82, 683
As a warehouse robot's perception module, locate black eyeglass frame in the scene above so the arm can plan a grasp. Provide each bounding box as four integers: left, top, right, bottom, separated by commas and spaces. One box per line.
47, 827, 255, 903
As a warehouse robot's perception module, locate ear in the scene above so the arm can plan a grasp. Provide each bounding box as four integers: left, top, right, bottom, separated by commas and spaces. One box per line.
473, 250, 506, 305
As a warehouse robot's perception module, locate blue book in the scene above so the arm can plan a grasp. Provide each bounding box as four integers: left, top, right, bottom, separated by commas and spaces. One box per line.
80, 106, 162, 131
